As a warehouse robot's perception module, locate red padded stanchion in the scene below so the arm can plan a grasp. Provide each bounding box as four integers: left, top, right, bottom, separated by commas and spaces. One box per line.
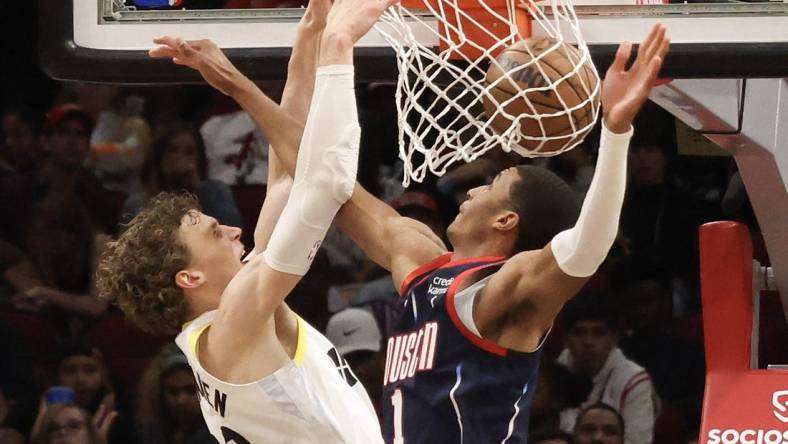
699, 221, 788, 444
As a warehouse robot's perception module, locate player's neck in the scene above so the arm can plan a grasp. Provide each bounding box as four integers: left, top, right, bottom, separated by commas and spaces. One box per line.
183, 285, 223, 319
451, 237, 512, 261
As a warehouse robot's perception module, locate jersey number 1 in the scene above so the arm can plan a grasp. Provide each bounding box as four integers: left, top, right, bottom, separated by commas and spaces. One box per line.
391, 388, 404, 444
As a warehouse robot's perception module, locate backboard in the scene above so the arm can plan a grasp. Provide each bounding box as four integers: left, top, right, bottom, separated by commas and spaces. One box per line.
41, 0, 788, 333
41, 0, 788, 83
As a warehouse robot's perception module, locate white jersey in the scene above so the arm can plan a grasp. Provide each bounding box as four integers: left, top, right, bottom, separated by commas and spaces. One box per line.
175, 310, 383, 444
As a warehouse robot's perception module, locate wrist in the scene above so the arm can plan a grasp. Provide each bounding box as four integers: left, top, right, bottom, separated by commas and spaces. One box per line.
603, 115, 632, 134
318, 32, 354, 66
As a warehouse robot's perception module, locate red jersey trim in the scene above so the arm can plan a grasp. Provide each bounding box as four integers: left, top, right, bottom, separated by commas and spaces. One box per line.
398, 254, 507, 297
399, 253, 453, 297
445, 263, 509, 357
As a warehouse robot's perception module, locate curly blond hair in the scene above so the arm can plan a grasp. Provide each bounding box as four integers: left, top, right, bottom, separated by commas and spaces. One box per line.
96, 192, 199, 334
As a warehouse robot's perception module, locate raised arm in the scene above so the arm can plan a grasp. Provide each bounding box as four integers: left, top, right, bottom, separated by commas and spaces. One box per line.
174, 0, 401, 373
476, 25, 670, 351
249, 0, 329, 255
150, 14, 446, 276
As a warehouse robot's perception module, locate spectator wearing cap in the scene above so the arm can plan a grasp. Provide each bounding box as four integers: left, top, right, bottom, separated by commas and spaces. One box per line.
0, 103, 117, 247
61, 83, 152, 196
0, 104, 116, 334
556, 292, 658, 444
325, 308, 386, 414
136, 344, 214, 444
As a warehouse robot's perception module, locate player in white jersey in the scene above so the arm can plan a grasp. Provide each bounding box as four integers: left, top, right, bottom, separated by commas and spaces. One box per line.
96, 0, 395, 442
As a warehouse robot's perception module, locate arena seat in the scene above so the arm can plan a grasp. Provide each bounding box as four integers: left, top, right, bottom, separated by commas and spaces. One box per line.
0, 310, 58, 387
86, 315, 172, 389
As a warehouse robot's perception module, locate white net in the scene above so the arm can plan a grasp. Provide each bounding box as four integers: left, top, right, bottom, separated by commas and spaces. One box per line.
376, 0, 601, 185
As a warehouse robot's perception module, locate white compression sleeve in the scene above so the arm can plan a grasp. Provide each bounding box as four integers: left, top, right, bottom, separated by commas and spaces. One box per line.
550, 123, 634, 277
264, 65, 360, 275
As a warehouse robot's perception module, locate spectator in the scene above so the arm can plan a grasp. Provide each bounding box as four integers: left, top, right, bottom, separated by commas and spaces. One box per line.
556, 292, 658, 444
136, 344, 214, 444
6, 196, 111, 335
325, 308, 386, 414
1, 107, 42, 176
32, 403, 108, 444
123, 124, 241, 227
200, 110, 268, 186
531, 429, 575, 444
530, 362, 592, 435
65, 83, 152, 196
0, 315, 37, 437
573, 403, 625, 444
619, 104, 702, 313
615, 256, 704, 432
0, 387, 27, 444
52, 338, 135, 444
0, 103, 117, 247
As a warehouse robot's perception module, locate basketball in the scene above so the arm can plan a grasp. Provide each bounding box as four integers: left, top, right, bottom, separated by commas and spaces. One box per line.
483, 37, 600, 155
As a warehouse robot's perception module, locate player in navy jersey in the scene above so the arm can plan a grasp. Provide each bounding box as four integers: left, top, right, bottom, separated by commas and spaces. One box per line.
170, 14, 669, 443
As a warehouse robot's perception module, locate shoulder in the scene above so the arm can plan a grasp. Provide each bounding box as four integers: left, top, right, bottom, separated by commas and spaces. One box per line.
610, 355, 652, 398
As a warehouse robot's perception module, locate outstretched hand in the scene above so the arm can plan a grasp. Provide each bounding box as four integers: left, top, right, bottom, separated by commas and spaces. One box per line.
601, 24, 670, 133
149, 37, 243, 96
300, 0, 332, 31
323, 0, 399, 45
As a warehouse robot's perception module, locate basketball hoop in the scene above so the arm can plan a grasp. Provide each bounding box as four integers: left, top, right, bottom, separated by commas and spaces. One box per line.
377, 0, 601, 185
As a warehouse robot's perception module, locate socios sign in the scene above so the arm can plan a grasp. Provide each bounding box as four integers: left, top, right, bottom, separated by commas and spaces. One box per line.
706, 391, 788, 444
707, 429, 788, 444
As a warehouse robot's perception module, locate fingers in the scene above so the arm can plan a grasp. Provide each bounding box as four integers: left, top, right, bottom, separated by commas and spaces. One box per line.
608, 41, 632, 73
93, 403, 107, 425
381, 0, 400, 9
636, 23, 661, 62
152, 35, 179, 47
148, 46, 177, 58
657, 35, 670, 62
149, 36, 200, 60
642, 24, 666, 63
645, 54, 665, 85
103, 411, 119, 431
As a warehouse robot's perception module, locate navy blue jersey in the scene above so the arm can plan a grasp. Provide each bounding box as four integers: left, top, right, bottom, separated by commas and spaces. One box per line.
382, 254, 544, 444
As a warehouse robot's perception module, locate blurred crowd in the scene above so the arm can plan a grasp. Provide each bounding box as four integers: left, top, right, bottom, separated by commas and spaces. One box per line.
0, 4, 775, 444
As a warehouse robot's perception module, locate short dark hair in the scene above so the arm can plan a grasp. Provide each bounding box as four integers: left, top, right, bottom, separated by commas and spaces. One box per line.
530, 429, 575, 444
54, 336, 97, 367
575, 402, 625, 435
562, 290, 620, 332
96, 192, 199, 334
507, 165, 580, 254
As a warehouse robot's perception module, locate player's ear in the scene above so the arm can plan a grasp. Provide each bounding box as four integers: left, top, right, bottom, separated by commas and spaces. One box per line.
493, 210, 519, 232
175, 270, 206, 290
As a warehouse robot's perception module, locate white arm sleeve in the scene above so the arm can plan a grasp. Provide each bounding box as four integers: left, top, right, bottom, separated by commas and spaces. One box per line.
263, 65, 360, 275
550, 123, 633, 277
